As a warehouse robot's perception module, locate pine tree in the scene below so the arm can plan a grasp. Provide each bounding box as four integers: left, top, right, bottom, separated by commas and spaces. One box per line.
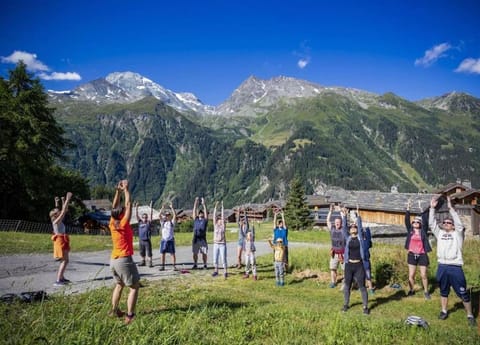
284, 177, 312, 230
0, 62, 89, 220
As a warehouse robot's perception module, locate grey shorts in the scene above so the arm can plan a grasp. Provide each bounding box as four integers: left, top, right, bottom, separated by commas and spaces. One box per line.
192, 239, 208, 255
110, 256, 140, 287
329, 254, 345, 271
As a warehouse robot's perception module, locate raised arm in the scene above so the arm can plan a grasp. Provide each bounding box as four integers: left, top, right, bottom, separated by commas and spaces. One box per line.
149, 200, 153, 221
112, 182, 122, 209
341, 207, 349, 238
135, 201, 140, 222
52, 192, 72, 225
327, 203, 334, 229
405, 199, 412, 231
281, 211, 286, 228
429, 196, 440, 237
202, 197, 208, 219
244, 207, 249, 230
193, 197, 199, 218
221, 201, 224, 223
123, 180, 132, 222
447, 196, 463, 232
213, 201, 218, 220
273, 210, 277, 228
169, 202, 177, 223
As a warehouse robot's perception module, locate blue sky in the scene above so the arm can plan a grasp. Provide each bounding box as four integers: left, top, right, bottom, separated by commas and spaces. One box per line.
1, 0, 479, 105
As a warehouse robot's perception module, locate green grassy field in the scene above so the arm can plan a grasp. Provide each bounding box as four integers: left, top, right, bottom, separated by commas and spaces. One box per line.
1, 227, 479, 344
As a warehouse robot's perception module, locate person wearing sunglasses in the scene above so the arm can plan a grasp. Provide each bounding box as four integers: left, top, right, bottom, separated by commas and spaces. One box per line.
429, 195, 475, 327
404, 199, 432, 299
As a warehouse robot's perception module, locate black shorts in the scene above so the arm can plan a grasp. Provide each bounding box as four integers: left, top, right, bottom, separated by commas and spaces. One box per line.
407, 252, 429, 266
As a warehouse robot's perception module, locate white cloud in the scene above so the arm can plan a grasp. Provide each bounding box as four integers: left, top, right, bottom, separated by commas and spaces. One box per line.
38, 72, 82, 81
414, 43, 452, 67
1, 50, 82, 81
298, 58, 310, 69
1, 50, 50, 71
454, 58, 480, 74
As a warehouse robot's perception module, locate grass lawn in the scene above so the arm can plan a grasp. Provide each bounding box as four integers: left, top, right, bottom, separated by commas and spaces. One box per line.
1, 230, 479, 344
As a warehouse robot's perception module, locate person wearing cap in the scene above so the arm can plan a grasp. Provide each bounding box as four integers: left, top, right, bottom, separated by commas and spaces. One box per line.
429, 195, 475, 327
404, 199, 432, 299
273, 209, 289, 268
268, 237, 287, 286
159, 203, 177, 271
326, 203, 347, 288
341, 207, 370, 315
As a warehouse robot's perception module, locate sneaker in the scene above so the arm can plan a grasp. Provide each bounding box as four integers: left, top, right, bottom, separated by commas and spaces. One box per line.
124, 313, 135, 325
253, 275, 258, 281
467, 316, 476, 327
212, 271, 219, 277
108, 309, 125, 318
342, 305, 349, 312
424, 292, 431, 300
438, 311, 448, 320
172, 266, 177, 271
368, 289, 375, 295
363, 307, 370, 315
329, 282, 336, 288
192, 264, 198, 270
407, 290, 415, 297
148, 262, 153, 268
159, 266, 165, 271
223, 272, 228, 279
138, 261, 146, 267
60, 278, 71, 284
243, 273, 249, 279
280, 281, 284, 286
53, 281, 65, 287
203, 265, 208, 270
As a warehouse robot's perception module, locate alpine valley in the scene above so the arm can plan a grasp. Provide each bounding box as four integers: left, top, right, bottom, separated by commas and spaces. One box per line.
49, 72, 480, 208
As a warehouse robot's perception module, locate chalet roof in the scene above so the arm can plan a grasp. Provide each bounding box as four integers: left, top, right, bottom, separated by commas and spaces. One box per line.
433, 183, 468, 194
82, 199, 112, 211
130, 205, 161, 225
450, 189, 480, 200
320, 189, 435, 213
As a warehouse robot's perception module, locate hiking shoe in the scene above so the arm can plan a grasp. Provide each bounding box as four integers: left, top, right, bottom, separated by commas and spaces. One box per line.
438, 311, 448, 320
467, 316, 476, 327
342, 305, 349, 312
138, 261, 146, 267
329, 282, 336, 288
212, 271, 219, 277
108, 309, 125, 318
243, 273, 249, 279
407, 290, 415, 297
124, 313, 135, 325
363, 307, 370, 315
424, 292, 431, 300
53, 281, 65, 287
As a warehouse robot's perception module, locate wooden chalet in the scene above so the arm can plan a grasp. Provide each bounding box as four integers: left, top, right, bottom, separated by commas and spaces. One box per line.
82, 199, 112, 211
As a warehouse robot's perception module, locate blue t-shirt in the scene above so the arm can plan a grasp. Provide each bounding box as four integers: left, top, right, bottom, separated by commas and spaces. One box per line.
193, 218, 208, 240
138, 221, 151, 241
273, 227, 288, 246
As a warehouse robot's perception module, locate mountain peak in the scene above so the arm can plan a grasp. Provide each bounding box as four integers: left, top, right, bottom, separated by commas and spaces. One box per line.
417, 91, 480, 114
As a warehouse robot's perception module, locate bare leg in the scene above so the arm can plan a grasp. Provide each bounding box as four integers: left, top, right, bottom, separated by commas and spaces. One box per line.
408, 264, 416, 292
236, 246, 242, 267
126, 282, 140, 316
331, 269, 337, 284
419, 265, 429, 293
112, 283, 124, 311
441, 296, 448, 312
57, 250, 69, 281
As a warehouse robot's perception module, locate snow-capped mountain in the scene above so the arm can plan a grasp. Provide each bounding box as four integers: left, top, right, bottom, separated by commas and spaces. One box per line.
48, 71, 215, 115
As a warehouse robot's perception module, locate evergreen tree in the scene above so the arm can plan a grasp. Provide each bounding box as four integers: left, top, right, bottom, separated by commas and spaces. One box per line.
284, 176, 312, 230
0, 62, 89, 220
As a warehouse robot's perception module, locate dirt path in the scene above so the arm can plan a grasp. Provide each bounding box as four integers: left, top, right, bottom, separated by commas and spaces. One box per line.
0, 241, 326, 297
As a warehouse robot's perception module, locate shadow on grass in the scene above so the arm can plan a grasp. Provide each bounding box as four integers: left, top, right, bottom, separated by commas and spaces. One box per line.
369, 289, 407, 311
141, 298, 255, 316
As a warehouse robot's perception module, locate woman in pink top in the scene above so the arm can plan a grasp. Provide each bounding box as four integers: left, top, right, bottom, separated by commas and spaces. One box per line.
404, 200, 432, 300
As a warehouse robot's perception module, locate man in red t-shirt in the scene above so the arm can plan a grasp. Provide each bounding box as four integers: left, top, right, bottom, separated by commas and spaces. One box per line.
108, 180, 140, 325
